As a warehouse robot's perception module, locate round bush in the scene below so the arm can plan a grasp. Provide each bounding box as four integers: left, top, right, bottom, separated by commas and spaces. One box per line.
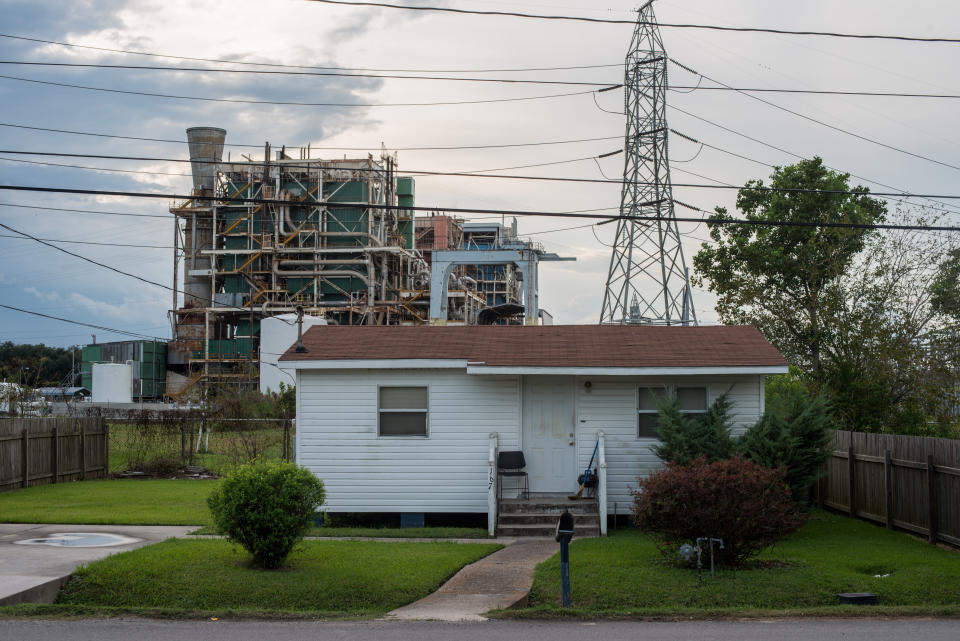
207, 461, 325, 569
631, 456, 803, 566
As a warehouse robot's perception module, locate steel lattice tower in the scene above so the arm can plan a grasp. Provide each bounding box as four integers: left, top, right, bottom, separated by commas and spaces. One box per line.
600, 1, 696, 326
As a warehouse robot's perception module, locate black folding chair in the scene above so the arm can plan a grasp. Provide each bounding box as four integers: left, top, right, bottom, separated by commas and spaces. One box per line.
497, 451, 529, 501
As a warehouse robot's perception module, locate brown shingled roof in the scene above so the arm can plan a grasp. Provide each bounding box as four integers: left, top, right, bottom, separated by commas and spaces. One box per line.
279, 325, 786, 368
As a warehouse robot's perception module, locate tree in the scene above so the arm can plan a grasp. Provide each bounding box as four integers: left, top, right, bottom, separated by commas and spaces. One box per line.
654, 393, 736, 464
693, 158, 887, 382
694, 159, 960, 436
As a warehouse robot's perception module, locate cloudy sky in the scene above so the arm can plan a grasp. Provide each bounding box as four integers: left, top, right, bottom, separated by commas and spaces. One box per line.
1, 0, 958, 347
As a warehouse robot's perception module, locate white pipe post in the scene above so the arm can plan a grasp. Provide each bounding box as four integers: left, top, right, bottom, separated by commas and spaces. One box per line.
598, 430, 608, 536
488, 432, 498, 537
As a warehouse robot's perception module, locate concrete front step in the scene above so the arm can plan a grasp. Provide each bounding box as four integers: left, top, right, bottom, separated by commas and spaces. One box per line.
498, 523, 600, 537
498, 512, 600, 527
499, 500, 598, 515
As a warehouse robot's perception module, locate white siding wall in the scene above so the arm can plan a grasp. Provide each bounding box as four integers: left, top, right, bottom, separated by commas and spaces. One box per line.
297, 369, 520, 513
574, 375, 763, 514
297, 369, 764, 515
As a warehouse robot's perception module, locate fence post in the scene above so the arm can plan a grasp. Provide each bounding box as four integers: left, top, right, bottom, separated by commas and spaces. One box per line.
180, 424, 187, 466
283, 421, 290, 461
80, 420, 86, 481
927, 454, 938, 544
51, 426, 59, 484
103, 422, 110, 477
847, 445, 856, 518
21, 425, 29, 488
884, 450, 893, 529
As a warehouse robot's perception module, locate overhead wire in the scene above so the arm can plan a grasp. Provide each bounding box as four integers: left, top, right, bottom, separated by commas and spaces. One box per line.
0, 202, 171, 219
0, 74, 599, 107
305, 1, 960, 43
0, 121, 622, 151
0, 304, 165, 341
0, 33, 620, 73
3, 184, 960, 231
0, 61, 614, 87
0, 233, 170, 249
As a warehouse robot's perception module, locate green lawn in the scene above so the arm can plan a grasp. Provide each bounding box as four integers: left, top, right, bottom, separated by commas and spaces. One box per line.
56, 538, 501, 617
518, 511, 960, 617
190, 525, 488, 539
0, 479, 217, 525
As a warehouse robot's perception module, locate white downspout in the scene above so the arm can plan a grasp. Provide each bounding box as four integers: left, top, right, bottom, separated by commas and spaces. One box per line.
488, 432, 498, 537
598, 430, 608, 536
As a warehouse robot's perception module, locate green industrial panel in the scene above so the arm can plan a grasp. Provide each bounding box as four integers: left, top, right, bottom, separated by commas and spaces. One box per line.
320, 276, 367, 298
81, 345, 101, 362
325, 181, 367, 202
397, 176, 415, 197
397, 219, 414, 249
223, 275, 248, 294
326, 206, 367, 233
225, 236, 247, 249
398, 194, 414, 207
235, 319, 260, 337
286, 277, 313, 294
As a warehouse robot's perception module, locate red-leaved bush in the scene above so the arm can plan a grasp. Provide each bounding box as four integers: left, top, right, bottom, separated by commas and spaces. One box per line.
631, 456, 804, 566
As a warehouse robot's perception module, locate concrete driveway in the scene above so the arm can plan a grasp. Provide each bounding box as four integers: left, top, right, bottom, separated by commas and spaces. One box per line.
0, 523, 195, 605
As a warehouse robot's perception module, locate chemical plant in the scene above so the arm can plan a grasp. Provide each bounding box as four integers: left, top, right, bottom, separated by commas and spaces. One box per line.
79, 127, 572, 402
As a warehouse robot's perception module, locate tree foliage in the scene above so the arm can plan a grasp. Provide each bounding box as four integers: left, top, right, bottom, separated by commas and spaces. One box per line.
208, 461, 325, 569
694, 158, 960, 436
0, 342, 79, 386
653, 393, 735, 464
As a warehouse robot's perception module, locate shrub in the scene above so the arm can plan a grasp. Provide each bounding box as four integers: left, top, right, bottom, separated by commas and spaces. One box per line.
631, 457, 803, 566
654, 393, 736, 464
739, 390, 832, 509
207, 461, 325, 569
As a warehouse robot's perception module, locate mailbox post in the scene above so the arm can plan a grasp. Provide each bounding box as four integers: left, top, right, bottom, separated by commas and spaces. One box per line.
555, 510, 575, 608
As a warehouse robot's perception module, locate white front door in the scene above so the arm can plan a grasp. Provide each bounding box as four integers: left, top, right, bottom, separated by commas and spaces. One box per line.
522, 376, 576, 493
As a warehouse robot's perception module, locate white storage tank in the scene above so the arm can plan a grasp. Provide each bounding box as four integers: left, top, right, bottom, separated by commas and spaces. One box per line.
259, 314, 327, 394
91, 363, 134, 403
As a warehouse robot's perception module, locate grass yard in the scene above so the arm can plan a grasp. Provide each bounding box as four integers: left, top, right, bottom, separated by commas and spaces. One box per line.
189, 525, 488, 538
517, 511, 960, 617
56, 538, 501, 617
0, 479, 216, 525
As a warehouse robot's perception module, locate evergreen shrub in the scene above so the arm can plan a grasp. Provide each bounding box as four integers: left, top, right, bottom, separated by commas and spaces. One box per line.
654, 393, 736, 464
631, 456, 803, 566
207, 461, 325, 569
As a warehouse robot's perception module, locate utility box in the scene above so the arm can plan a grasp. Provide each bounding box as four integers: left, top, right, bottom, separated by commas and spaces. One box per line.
91, 363, 133, 403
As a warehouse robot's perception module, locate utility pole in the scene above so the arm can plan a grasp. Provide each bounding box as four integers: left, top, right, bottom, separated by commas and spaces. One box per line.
600, 1, 696, 326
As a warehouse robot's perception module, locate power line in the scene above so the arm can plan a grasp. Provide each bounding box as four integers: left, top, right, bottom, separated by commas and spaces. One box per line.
3, 184, 960, 230
0, 33, 620, 73
0, 304, 164, 341
0, 121, 622, 151
669, 59, 960, 173
0, 221, 180, 295
0, 233, 170, 249
0, 202, 171, 219
306, 1, 960, 43
6, 150, 960, 198
669, 85, 960, 100
0, 74, 598, 107
0, 61, 613, 87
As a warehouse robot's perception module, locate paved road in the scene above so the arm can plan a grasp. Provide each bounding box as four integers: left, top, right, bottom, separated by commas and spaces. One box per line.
1, 618, 957, 641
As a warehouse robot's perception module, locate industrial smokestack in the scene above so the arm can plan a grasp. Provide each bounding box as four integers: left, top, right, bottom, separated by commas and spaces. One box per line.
185, 127, 226, 193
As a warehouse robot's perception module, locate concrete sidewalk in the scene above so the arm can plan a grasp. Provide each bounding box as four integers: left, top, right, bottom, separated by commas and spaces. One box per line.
0, 523, 194, 606
384, 538, 557, 622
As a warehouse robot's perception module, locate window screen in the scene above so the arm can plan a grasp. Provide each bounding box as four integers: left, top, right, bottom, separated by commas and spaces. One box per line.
637, 387, 666, 438
677, 387, 708, 413
378, 386, 428, 436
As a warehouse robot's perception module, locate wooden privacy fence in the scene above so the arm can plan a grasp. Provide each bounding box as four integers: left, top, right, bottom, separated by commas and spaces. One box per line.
0, 418, 108, 491
819, 430, 960, 546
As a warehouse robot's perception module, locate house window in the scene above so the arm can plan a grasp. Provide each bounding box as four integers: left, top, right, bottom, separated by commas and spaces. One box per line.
378, 386, 428, 437
637, 386, 708, 438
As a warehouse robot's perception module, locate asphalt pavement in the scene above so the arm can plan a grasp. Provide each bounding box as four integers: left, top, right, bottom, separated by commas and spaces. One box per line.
1, 618, 958, 641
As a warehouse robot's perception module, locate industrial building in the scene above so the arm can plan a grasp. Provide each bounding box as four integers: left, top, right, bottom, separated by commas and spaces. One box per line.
78, 127, 570, 401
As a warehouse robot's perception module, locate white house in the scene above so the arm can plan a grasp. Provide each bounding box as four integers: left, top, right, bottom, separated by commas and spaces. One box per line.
281, 325, 788, 535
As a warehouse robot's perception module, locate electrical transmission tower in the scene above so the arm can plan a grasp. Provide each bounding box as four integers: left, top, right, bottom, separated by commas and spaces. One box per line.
600, 1, 696, 326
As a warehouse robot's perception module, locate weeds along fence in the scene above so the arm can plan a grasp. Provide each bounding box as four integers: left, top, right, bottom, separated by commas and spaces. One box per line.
819, 430, 960, 547
0, 417, 108, 492
67, 408, 295, 476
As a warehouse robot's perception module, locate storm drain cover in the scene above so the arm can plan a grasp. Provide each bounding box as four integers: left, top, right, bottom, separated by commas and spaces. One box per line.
14, 532, 140, 547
